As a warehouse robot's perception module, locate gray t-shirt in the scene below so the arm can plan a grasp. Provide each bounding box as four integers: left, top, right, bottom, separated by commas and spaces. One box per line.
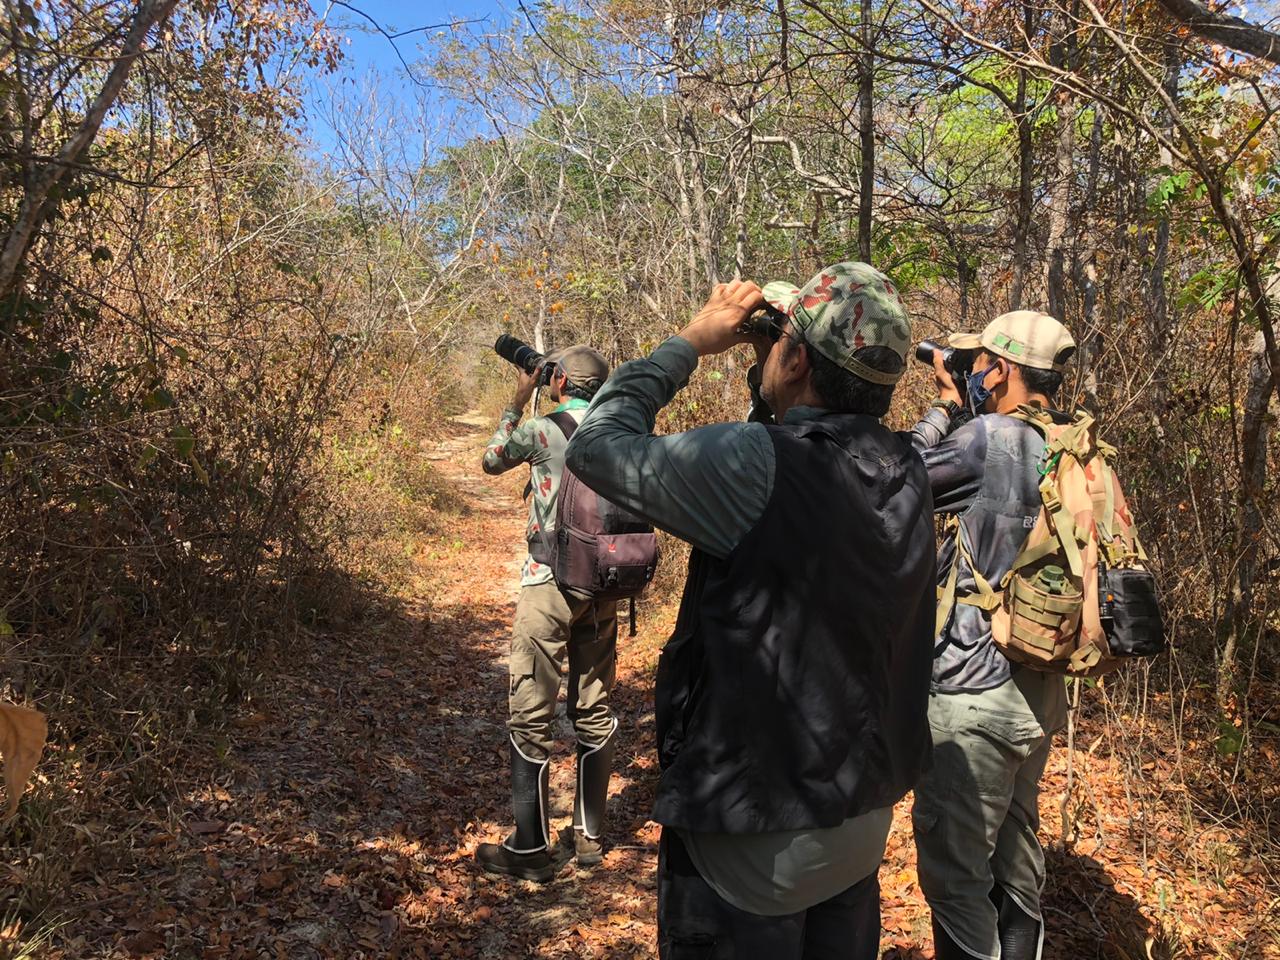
911, 408, 1057, 691
679, 807, 893, 916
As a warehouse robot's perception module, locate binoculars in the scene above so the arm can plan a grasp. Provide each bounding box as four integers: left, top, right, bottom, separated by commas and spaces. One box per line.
914, 339, 976, 377
738, 304, 792, 341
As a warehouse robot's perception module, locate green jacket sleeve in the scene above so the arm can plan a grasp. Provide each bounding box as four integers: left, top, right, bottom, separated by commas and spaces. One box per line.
565, 337, 775, 560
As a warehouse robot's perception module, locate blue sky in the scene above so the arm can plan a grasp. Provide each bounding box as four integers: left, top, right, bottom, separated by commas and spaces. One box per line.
303, 0, 513, 154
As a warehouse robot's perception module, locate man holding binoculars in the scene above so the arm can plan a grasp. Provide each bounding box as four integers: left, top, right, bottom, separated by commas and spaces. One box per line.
476, 341, 618, 882
565, 262, 936, 959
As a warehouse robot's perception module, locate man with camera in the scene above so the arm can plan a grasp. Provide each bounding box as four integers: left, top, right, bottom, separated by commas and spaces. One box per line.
475, 343, 617, 882
909, 311, 1077, 960
565, 263, 936, 959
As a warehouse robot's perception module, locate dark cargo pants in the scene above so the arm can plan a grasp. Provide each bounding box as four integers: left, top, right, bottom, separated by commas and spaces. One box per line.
657, 829, 881, 960
508, 581, 618, 759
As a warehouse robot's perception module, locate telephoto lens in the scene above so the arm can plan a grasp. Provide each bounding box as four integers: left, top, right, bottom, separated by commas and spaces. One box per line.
493, 334, 545, 375
914, 339, 952, 367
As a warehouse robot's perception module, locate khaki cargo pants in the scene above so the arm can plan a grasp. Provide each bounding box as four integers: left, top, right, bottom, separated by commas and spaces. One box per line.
508, 581, 618, 760
911, 669, 1067, 960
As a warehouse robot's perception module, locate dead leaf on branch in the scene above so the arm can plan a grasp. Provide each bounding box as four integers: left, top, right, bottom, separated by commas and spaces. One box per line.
0, 702, 47, 820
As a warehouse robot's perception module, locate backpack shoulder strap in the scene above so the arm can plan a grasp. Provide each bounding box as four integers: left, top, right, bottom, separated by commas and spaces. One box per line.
547, 410, 578, 441
1011, 403, 1053, 433
936, 517, 1000, 638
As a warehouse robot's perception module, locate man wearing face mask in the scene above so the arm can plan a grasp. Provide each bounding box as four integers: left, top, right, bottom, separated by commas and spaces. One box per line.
565, 263, 936, 959
909, 311, 1078, 960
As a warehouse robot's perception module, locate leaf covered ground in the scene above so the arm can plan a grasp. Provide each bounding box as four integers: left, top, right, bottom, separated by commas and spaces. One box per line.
46, 415, 1280, 959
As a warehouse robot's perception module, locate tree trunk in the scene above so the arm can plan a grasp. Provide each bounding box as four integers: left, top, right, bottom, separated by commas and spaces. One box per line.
1073, 98, 1103, 409
857, 0, 874, 262
1146, 38, 1180, 430
1009, 0, 1035, 311
1045, 10, 1077, 323
681, 104, 719, 285
664, 102, 700, 294
662, 1, 700, 292
1221, 329, 1273, 709
808, 193, 825, 275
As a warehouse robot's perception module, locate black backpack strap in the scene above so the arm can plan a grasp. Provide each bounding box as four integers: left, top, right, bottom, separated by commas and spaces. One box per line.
525, 412, 577, 501
548, 410, 578, 441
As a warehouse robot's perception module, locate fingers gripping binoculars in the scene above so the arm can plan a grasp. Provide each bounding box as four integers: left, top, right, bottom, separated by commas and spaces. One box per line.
494, 334, 556, 386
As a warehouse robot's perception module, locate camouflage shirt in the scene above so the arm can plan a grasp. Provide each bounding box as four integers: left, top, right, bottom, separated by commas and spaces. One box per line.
911, 407, 1060, 692
482, 397, 591, 587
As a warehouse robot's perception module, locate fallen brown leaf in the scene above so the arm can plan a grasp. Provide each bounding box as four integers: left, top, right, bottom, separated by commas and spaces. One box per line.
188, 819, 226, 835
0, 702, 46, 820
257, 870, 286, 892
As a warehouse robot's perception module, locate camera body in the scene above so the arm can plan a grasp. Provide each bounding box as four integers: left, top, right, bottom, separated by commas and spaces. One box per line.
915, 339, 976, 401
494, 334, 556, 385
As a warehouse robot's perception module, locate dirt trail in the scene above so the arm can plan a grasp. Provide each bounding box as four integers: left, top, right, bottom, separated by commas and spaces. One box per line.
58, 412, 664, 959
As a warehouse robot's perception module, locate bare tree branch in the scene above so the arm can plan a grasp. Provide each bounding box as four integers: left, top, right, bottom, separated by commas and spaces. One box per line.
0, 0, 179, 297
1154, 0, 1280, 66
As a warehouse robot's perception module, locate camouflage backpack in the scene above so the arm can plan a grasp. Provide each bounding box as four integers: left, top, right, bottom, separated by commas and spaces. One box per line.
939, 406, 1166, 677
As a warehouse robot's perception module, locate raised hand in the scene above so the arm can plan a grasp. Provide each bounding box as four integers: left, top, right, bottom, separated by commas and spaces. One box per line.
677, 280, 767, 358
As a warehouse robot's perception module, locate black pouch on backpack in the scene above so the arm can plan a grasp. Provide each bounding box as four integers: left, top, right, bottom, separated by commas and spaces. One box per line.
1098, 566, 1166, 658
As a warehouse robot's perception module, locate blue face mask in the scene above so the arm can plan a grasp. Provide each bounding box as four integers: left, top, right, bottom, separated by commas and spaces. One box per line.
967, 362, 1000, 415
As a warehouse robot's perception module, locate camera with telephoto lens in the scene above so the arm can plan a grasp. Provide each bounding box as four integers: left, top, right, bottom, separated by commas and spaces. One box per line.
915, 339, 977, 398
494, 334, 556, 385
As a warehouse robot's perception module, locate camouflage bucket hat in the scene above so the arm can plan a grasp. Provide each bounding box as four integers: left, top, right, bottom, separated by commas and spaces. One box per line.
546, 344, 610, 392
949, 310, 1076, 372
764, 262, 911, 385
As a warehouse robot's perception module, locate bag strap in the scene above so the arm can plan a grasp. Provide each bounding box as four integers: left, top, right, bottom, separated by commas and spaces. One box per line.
544, 412, 581, 532
953, 524, 1000, 610
1025, 415, 1094, 580
935, 536, 960, 638
936, 518, 1000, 638
548, 410, 578, 441
1010, 404, 1053, 431
939, 409, 1076, 631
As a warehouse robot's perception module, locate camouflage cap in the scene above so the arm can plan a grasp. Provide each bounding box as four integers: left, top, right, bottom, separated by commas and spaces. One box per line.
546, 344, 610, 392
761, 281, 801, 316
949, 310, 1076, 372
763, 262, 911, 385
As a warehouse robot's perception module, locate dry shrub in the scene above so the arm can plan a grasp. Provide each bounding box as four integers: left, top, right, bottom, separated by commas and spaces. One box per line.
318, 347, 472, 611
0, 130, 377, 916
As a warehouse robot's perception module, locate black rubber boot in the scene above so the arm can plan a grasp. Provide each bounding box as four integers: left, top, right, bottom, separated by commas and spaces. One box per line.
571, 721, 617, 866
475, 738, 554, 882
931, 919, 984, 960
990, 881, 1043, 960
